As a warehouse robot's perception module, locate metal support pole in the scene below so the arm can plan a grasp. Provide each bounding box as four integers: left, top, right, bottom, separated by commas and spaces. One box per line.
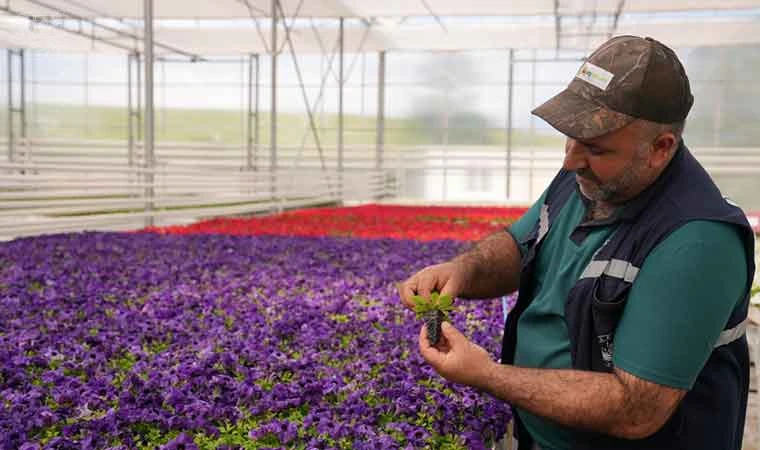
127, 53, 134, 167
338, 17, 344, 200
143, 0, 155, 227
375, 51, 386, 199
270, 0, 278, 199
506, 48, 514, 199
136, 52, 142, 144
554, 0, 560, 55
530, 49, 536, 135
530, 49, 536, 199
360, 52, 365, 115
254, 53, 260, 172
160, 60, 166, 137
277, 3, 331, 193
7, 50, 13, 162
84, 54, 89, 136
6, 49, 26, 164
246, 53, 253, 170
375, 51, 385, 171
19, 49, 26, 147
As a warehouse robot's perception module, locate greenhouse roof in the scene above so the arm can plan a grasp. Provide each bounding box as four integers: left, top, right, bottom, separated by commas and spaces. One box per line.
0, 0, 758, 56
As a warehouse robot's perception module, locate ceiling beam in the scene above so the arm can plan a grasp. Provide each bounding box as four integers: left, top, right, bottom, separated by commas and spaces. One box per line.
0, 5, 137, 53
21, 0, 205, 60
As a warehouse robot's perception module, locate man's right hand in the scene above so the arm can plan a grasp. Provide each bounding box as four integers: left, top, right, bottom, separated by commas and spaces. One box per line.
397, 261, 472, 310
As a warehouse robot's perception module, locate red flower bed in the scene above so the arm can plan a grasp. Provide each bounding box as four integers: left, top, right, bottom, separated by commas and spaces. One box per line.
148, 204, 529, 241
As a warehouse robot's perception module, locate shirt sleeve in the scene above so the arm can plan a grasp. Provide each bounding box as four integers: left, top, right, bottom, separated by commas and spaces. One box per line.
506, 191, 547, 256
612, 220, 749, 390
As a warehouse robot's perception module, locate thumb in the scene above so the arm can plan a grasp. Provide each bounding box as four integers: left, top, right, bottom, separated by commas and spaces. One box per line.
440, 322, 465, 344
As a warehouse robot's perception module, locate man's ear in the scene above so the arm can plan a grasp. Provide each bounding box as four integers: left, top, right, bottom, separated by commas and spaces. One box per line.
649, 132, 677, 169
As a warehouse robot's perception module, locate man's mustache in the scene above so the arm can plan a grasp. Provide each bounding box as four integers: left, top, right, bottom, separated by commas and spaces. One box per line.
576, 168, 600, 183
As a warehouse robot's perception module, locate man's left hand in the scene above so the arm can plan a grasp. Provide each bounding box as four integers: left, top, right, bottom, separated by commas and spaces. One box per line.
419, 321, 496, 389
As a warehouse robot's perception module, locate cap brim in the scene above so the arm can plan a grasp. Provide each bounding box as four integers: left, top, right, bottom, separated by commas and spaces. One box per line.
532, 88, 636, 140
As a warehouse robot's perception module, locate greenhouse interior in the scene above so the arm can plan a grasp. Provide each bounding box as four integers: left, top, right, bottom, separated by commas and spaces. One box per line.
1, 0, 760, 449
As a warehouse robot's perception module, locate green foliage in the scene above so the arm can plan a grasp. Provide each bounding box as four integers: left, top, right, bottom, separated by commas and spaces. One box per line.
109, 350, 138, 388
28, 280, 45, 293
110, 351, 138, 372
427, 433, 469, 450
255, 370, 294, 392
338, 334, 354, 349
328, 313, 350, 323
412, 292, 455, 321
413, 410, 437, 429
31, 419, 64, 444
224, 315, 236, 330
751, 284, 760, 298
130, 422, 180, 450
194, 421, 255, 449
142, 333, 173, 356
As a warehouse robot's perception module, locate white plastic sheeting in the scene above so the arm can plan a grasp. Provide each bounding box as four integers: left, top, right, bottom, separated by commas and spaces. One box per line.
378, 19, 760, 52
0, 20, 389, 54
3, 0, 760, 19
0, 0, 353, 20
340, 0, 760, 17
1, 18, 758, 54
0, 0, 759, 55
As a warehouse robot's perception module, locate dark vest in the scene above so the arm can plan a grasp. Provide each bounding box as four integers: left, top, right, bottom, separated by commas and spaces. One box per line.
501, 142, 756, 450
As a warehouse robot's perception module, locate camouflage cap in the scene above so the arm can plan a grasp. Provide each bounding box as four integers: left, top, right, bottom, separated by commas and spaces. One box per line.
532, 35, 694, 140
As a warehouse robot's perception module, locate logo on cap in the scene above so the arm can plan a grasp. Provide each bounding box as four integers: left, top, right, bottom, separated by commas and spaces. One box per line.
576, 62, 614, 91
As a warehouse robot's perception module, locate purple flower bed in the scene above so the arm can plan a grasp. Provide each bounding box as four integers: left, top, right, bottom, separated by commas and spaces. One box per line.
0, 232, 511, 449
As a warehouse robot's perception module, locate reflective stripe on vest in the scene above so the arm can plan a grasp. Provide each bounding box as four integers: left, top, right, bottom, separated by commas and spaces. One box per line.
537, 204, 550, 244
579, 259, 748, 348
715, 317, 748, 348
579, 259, 640, 283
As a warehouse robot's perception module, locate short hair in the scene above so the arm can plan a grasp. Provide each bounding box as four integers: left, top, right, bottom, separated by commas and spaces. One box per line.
669, 120, 685, 140
637, 119, 685, 145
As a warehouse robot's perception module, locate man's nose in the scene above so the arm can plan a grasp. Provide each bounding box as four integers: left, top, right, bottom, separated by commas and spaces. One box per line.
563, 139, 588, 172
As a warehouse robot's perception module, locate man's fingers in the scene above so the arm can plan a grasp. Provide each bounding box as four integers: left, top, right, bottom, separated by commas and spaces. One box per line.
419, 325, 444, 365
415, 275, 433, 300
440, 321, 465, 344
419, 326, 434, 354
439, 281, 458, 299
398, 280, 417, 309
419, 324, 430, 347
400, 263, 461, 312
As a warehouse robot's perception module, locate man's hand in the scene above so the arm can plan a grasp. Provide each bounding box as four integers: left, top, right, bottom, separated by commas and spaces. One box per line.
397, 261, 472, 311
397, 231, 523, 310
418, 321, 495, 389
419, 321, 686, 440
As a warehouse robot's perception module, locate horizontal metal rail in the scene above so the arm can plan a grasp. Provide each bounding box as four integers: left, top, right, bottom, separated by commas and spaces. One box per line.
2, 137, 756, 240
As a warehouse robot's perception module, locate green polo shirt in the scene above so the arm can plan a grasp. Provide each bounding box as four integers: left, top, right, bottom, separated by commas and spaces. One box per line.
508, 189, 749, 450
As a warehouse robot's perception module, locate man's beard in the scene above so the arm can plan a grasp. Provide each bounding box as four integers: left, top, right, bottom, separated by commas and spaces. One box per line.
576, 158, 645, 204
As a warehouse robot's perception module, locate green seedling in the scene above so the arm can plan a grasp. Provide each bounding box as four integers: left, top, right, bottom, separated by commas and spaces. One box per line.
412, 292, 455, 346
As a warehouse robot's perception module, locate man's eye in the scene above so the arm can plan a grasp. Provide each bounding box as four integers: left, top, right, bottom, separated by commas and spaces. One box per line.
588, 146, 605, 156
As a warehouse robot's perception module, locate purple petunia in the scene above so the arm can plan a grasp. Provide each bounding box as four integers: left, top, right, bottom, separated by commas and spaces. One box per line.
0, 232, 511, 448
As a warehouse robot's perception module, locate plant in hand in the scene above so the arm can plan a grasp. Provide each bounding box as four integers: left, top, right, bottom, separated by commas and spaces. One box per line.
413, 292, 455, 346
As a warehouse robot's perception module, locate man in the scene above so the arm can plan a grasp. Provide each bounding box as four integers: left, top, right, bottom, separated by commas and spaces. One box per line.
398, 35, 756, 450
